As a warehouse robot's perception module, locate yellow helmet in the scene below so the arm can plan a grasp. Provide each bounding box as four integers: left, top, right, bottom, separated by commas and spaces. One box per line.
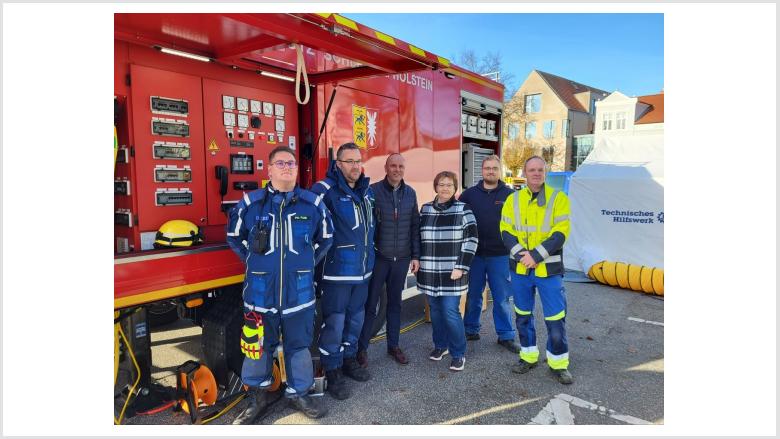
154, 220, 203, 248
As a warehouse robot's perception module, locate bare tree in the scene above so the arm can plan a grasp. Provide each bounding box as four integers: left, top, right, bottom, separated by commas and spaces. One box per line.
456, 50, 517, 101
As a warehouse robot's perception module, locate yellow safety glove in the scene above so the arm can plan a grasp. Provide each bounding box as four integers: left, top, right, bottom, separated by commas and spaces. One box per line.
240, 311, 264, 360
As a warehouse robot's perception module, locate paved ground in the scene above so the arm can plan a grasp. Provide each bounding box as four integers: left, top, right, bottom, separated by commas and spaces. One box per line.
125, 279, 664, 425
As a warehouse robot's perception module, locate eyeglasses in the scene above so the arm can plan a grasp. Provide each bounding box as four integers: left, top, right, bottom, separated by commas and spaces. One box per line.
436, 183, 455, 188
338, 159, 362, 167
271, 160, 298, 169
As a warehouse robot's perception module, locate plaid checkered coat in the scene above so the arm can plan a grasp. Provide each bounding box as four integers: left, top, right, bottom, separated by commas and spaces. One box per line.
417, 197, 479, 296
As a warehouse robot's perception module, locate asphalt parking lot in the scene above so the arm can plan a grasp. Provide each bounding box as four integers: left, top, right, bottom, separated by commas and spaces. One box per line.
126, 279, 664, 425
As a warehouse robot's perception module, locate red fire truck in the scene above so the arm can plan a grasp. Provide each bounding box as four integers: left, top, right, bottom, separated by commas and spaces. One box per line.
114, 13, 504, 417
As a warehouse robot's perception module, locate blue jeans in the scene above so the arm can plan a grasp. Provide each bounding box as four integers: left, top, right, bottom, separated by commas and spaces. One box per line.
427, 295, 467, 359
359, 256, 408, 352
464, 255, 517, 341
240, 307, 314, 397
318, 282, 370, 371
511, 271, 569, 370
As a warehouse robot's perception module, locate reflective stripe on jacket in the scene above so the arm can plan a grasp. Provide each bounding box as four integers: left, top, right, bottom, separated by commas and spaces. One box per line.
310, 160, 376, 284
499, 183, 570, 277
226, 185, 334, 315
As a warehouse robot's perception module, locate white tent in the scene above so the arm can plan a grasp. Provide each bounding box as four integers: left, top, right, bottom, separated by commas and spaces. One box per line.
563, 133, 664, 273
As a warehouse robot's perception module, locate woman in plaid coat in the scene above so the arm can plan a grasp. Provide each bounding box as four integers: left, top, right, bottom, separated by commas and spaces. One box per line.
417, 171, 479, 371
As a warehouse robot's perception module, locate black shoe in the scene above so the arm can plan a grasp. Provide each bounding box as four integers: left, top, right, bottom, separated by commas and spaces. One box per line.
325, 369, 351, 400
497, 339, 522, 354
342, 357, 371, 382
428, 348, 449, 361
551, 368, 574, 385
289, 395, 328, 419
232, 388, 269, 424
449, 357, 466, 371
511, 359, 538, 375
465, 333, 481, 341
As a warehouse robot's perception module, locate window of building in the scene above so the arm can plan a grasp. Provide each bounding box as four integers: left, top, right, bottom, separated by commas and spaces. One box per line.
525, 94, 541, 114
543, 120, 556, 139
525, 121, 537, 139
562, 119, 570, 138
542, 146, 555, 168
590, 98, 597, 115
602, 112, 613, 131
571, 135, 594, 171
508, 122, 520, 140
616, 111, 626, 130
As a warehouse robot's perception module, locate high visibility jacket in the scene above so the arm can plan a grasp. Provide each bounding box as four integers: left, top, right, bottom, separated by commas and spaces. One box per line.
499, 183, 570, 277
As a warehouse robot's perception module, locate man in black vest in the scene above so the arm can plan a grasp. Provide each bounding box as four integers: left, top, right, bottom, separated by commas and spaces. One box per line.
357, 153, 420, 366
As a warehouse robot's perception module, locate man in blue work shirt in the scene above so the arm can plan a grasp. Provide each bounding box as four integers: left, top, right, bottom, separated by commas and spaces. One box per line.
311, 142, 376, 401
459, 155, 522, 354
357, 153, 420, 367
227, 146, 333, 423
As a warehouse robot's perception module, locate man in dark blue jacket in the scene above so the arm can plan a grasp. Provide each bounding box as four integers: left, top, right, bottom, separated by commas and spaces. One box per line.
311, 143, 376, 401
357, 153, 420, 367
227, 146, 333, 423
458, 155, 521, 353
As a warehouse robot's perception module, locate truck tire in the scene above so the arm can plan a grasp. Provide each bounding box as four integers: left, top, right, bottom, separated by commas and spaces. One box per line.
201, 292, 243, 387
369, 288, 388, 339
146, 300, 178, 328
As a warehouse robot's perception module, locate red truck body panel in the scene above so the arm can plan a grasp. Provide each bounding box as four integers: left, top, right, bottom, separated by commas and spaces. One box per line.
114, 13, 503, 309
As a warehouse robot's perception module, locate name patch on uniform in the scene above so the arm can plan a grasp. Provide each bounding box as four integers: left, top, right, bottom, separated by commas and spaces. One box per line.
293, 215, 309, 220
340, 197, 351, 201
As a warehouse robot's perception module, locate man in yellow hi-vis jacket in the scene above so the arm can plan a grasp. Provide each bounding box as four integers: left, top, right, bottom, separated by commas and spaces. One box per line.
499, 156, 573, 384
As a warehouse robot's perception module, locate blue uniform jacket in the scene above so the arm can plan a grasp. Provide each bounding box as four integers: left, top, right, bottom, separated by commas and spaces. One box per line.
226, 185, 333, 316
310, 160, 376, 284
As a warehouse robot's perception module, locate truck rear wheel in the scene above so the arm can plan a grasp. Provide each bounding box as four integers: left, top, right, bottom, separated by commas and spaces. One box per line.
201, 290, 243, 387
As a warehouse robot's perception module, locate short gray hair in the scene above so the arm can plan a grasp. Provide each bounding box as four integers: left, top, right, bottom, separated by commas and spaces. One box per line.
523, 155, 547, 170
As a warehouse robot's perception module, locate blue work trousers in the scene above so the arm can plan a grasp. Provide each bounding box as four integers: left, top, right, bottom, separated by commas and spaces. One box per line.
318, 281, 370, 371
511, 272, 569, 369
240, 307, 314, 397
464, 255, 517, 341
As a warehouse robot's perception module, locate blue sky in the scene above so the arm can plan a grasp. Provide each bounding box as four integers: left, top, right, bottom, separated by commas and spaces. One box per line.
345, 14, 664, 98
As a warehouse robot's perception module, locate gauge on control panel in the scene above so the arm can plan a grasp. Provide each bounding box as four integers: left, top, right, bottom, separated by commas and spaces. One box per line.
237, 97, 249, 112
224, 112, 236, 127
222, 95, 236, 110
274, 104, 285, 117
262, 102, 273, 116
238, 114, 249, 129
230, 154, 255, 174
250, 99, 262, 114
275, 119, 285, 132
